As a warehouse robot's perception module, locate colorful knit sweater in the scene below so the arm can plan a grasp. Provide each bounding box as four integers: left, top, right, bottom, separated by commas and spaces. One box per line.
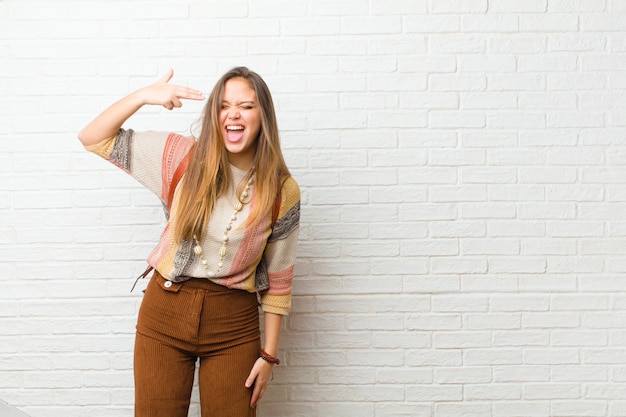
85, 129, 300, 315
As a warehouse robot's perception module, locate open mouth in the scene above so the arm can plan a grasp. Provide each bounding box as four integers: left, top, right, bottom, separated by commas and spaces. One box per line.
225, 125, 245, 142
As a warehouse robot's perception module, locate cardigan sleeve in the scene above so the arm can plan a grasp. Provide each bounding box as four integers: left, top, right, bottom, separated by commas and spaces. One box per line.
84, 129, 184, 200
259, 176, 301, 315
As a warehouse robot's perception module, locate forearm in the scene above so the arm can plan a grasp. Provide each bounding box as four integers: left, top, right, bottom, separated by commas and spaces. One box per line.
77, 69, 205, 147
78, 91, 145, 147
263, 312, 283, 357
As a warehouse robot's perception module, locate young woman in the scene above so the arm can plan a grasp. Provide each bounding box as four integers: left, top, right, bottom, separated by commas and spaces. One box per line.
78, 67, 300, 417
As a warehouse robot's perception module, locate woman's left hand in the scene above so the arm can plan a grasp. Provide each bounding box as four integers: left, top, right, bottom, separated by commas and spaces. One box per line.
245, 357, 275, 408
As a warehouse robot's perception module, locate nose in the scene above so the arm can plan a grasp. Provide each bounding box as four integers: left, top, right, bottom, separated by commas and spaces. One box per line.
228, 108, 240, 119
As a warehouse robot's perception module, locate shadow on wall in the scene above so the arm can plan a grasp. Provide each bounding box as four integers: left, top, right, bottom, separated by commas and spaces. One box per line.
0, 399, 30, 417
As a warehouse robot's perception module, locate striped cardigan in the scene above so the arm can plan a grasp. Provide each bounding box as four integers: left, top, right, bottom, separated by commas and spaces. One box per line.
85, 129, 300, 315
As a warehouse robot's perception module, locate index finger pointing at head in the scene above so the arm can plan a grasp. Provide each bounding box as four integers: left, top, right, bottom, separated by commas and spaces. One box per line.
177, 86, 205, 101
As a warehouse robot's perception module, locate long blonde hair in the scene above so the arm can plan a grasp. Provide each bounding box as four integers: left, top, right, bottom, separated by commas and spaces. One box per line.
174, 67, 290, 242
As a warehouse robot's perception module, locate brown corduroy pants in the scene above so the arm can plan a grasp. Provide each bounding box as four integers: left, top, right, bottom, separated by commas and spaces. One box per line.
134, 271, 260, 417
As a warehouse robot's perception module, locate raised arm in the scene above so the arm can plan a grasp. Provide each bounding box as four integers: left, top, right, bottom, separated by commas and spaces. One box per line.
77, 69, 205, 146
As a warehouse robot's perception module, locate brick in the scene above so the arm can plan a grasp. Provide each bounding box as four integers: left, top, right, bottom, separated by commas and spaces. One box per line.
518, 52, 577, 73
346, 314, 403, 330
435, 403, 493, 415
400, 93, 459, 109
372, 331, 431, 349
369, 36, 429, 55
461, 92, 518, 109
462, 275, 519, 292
522, 238, 576, 255
248, 0, 306, 17
341, 92, 398, 110
398, 167, 457, 185
545, 185, 604, 202
460, 132, 518, 148
459, 203, 517, 219
406, 314, 463, 331
429, 74, 487, 91
547, 111, 605, 128
552, 330, 608, 347
429, 185, 488, 202
434, 331, 492, 349
338, 56, 398, 73
519, 167, 577, 184
368, 73, 428, 92
318, 368, 376, 384
489, 35, 547, 53
494, 366, 551, 383
405, 15, 460, 33
429, 110, 486, 128
371, 0, 428, 14
465, 384, 522, 400
429, 221, 486, 237
400, 130, 458, 147
519, 203, 576, 219
430, 0, 488, 13
552, 401, 607, 417
310, 0, 369, 16
342, 16, 403, 34
376, 368, 432, 384
488, 220, 545, 236
405, 384, 463, 401
494, 401, 551, 417
465, 314, 522, 330
429, 35, 486, 53
460, 238, 519, 255
346, 350, 404, 367
552, 365, 608, 382
524, 348, 580, 365
432, 295, 489, 312
519, 275, 578, 292
370, 222, 428, 239
464, 349, 523, 365
462, 14, 519, 32
404, 276, 461, 293
369, 111, 428, 128
519, 14, 579, 32
487, 111, 546, 128
489, 0, 548, 13
370, 149, 428, 167
524, 383, 580, 400
493, 330, 550, 347
549, 0, 606, 11
582, 14, 626, 31
402, 239, 458, 256
398, 55, 456, 72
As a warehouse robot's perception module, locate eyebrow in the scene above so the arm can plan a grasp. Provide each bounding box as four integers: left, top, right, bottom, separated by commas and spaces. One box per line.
221, 100, 256, 105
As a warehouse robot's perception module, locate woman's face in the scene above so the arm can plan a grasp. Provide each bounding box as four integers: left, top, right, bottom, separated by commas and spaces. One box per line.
219, 77, 261, 170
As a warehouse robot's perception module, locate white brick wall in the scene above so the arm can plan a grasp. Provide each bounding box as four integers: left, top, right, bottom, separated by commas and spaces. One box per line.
2, 0, 626, 416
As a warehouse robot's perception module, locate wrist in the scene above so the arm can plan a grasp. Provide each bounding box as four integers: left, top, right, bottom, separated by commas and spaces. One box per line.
259, 349, 280, 365
129, 89, 150, 107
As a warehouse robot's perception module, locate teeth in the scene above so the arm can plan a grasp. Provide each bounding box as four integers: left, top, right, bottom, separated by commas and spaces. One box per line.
226, 126, 244, 131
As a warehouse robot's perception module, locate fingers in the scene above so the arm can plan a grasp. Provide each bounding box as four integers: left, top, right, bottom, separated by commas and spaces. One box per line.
175, 86, 205, 101
157, 86, 204, 111
245, 370, 256, 389
245, 369, 260, 407
152, 69, 205, 110
245, 358, 272, 408
251, 383, 265, 408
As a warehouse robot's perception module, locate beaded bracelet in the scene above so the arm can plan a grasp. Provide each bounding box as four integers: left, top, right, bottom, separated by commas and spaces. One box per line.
259, 349, 280, 365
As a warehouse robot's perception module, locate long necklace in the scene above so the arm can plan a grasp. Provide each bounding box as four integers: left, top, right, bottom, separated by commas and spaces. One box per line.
193, 174, 254, 278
